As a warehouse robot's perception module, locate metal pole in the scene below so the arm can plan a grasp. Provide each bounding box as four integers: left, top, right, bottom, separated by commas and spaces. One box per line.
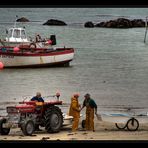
14, 15, 18, 28
144, 16, 148, 43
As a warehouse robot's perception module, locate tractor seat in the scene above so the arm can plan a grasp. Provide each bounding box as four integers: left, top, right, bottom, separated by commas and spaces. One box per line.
35, 102, 44, 111
35, 102, 44, 106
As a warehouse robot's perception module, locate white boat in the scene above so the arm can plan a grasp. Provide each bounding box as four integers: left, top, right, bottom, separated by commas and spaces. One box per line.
62, 114, 73, 126
0, 17, 75, 68
0, 47, 74, 68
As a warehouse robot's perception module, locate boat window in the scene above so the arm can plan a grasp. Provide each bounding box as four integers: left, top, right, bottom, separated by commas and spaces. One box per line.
13, 29, 20, 38
8, 29, 13, 37
21, 30, 26, 39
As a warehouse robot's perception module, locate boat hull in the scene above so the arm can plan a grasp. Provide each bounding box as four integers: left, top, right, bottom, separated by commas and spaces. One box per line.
0, 47, 74, 68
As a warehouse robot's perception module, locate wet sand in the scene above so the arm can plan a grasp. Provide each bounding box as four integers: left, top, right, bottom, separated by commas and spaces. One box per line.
0, 118, 148, 141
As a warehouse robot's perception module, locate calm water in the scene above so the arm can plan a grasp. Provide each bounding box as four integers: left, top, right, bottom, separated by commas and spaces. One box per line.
0, 8, 148, 113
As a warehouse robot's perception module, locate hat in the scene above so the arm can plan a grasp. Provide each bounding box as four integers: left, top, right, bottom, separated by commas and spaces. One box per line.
84, 93, 90, 97
73, 93, 80, 97
56, 92, 60, 97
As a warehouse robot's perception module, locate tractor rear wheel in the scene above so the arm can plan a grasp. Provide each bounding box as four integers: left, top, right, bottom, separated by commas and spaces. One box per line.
21, 120, 35, 136
45, 106, 63, 133
0, 118, 10, 135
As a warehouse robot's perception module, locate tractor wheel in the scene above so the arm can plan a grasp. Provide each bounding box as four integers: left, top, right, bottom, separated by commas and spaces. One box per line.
45, 106, 63, 133
81, 120, 86, 129
0, 118, 10, 135
21, 120, 35, 136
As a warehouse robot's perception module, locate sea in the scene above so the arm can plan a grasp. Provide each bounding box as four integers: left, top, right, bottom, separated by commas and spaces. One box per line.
0, 8, 148, 115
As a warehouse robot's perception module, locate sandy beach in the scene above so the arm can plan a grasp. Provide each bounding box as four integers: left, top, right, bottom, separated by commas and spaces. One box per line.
0, 118, 148, 141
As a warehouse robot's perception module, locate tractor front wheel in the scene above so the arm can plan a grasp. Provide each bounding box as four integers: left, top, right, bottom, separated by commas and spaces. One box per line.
21, 120, 35, 136
0, 118, 10, 135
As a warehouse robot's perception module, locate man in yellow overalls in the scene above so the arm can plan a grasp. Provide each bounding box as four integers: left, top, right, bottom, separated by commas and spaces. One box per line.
69, 94, 81, 132
81, 93, 97, 132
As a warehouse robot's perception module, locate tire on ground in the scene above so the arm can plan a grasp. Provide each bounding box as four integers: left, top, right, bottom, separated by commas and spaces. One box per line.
45, 106, 63, 133
0, 118, 10, 135
21, 120, 35, 136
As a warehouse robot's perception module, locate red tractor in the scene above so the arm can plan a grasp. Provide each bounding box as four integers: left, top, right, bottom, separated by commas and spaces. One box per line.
0, 94, 63, 136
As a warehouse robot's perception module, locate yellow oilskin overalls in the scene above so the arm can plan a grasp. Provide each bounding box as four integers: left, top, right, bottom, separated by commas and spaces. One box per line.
85, 105, 94, 131
69, 97, 80, 131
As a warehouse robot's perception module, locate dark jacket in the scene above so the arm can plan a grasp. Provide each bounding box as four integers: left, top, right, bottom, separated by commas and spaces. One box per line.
31, 96, 44, 102
83, 98, 97, 109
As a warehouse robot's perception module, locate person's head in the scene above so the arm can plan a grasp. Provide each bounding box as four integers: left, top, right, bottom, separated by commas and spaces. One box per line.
84, 93, 90, 99
36, 92, 41, 98
56, 92, 60, 97
73, 93, 80, 99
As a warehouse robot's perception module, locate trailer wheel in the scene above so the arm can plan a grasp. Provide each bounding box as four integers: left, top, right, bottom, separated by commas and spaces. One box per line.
115, 123, 127, 130
45, 106, 63, 133
126, 118, 139, 131
21, 120, 35, 136
81, 120, 86, 129
0, 118, 10, 135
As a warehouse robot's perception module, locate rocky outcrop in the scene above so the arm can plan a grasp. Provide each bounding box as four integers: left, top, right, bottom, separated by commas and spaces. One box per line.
131, 19, 145, 27
43, 19, 67, 26
85, 18, 145, 28
84, 21, 94, 28
16, 17, 30, 22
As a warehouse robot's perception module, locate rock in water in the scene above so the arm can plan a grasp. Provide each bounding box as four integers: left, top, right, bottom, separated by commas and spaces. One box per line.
16, 17, 30, 22
84, 21, 94, 28
43, 19, 67, 26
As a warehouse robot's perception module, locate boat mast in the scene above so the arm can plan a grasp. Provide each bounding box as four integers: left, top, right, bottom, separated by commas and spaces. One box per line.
14, 15, 18, 28
144, 16, 148, 43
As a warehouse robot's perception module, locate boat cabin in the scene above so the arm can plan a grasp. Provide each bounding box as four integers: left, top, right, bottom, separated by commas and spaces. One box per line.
5, 27, 30, 43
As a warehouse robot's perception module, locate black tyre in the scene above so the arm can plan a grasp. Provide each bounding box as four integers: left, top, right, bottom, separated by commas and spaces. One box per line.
45, 106, 63, 133
81, 120, 86, 129
126, 118, 139, 131
0, 118, 10, 135
21, 120, 35, 136
29, 43, 36, 48
115, 123, 127, 130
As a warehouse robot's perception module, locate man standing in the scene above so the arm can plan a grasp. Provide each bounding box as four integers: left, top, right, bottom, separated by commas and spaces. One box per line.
81, 93, 97, 131
69, 93, 81, 132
